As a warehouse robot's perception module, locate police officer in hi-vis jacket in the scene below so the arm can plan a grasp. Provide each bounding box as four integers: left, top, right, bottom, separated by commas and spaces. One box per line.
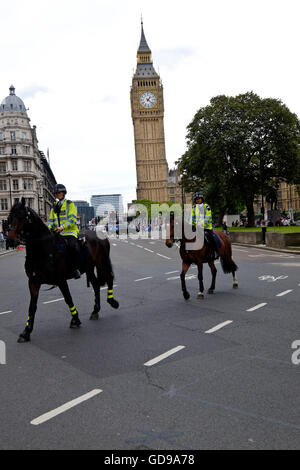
48, 184, 81, 279
191, 192, 219, 260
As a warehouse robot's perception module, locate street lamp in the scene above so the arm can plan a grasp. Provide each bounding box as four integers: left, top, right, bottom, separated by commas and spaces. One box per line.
259, 156, 265, 220
7, 173, 12, 209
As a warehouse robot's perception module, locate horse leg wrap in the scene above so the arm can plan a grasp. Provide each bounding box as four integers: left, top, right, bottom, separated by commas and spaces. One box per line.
69, 306, 81, 328
107, 289, 114, 300
107, 289, 119, 309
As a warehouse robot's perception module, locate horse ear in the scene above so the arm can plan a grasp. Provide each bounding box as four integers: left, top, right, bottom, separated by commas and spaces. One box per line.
21, 197, 25, 207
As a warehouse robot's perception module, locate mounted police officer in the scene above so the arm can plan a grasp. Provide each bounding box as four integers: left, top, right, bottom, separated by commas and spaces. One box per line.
48, 184, 81, 279
191, 192, 219, 260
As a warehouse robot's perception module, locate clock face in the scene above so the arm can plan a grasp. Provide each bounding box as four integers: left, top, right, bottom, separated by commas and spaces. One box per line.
140, 91, 157, 108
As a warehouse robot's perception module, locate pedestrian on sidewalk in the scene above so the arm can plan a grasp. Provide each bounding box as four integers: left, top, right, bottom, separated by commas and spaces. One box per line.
261, 219, 267, 245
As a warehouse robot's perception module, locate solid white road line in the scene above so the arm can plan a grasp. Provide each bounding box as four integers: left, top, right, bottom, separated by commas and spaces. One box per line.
0, 310, 12, 315
43, 298, 64, 305
144, 248, 154, 253
134, 277, 153, 282
144, 346, 185, 367
246, 303, 267, 312
276, 289, 293, 297
156, 253, 172, 260
31, 389, 103, 425
205, 321, 233, 334
165, 270, 179, 275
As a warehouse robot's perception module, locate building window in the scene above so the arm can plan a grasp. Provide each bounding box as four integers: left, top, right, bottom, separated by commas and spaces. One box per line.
23, 145, 30, 155
23, 178, 33, 190
0, 147, 4, 155
12, 160, 18, 171
0, 180, 7, 191
0, 199, 8, 210
170, 197, 175, 202
23, 160, 31, 171
170, 188, 174, 195
26, 198, 34, 209
14, 198, 19, 205
10, 131, 16, 141
0, 162, 6, 173
11, 146, 17, 155
22, 132, 27, 141
0, 132, 3, 141
13, 179, 19, 190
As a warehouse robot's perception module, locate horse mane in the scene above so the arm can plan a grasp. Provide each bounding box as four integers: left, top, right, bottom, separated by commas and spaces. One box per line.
26, 207, 51, 234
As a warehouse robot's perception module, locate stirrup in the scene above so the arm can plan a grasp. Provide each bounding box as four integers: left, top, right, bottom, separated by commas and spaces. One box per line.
73, 269, 81, 279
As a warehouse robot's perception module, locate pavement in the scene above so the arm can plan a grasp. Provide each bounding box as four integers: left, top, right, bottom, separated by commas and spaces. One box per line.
1, 238, 300, 449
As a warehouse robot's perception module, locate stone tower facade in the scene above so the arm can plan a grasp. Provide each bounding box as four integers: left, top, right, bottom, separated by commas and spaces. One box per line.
130, 22, 169, 202
0, 85, 56, 228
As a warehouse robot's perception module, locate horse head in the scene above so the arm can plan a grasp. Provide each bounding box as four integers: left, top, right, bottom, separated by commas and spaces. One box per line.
8, 197, 34, 240
165, 212, 182, 248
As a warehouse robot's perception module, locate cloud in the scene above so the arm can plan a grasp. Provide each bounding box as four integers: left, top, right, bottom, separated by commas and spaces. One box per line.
18, 85, 50, 100
156, 47, 196, 69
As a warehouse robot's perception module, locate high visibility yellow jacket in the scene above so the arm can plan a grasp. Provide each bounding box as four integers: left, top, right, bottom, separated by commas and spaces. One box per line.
48, 199, 79, 238
191, 203, 213, 230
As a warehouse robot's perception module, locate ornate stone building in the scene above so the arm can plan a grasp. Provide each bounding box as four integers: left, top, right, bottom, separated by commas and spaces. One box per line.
131, 23, 189, 205
0, 85, 56, 229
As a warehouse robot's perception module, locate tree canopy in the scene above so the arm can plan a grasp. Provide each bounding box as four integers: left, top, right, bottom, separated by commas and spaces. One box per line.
178, 92, 300, 226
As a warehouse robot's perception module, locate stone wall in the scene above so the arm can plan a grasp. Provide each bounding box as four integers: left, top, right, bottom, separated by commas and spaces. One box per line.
266, 232, 300, 248
229, 231, 263, 245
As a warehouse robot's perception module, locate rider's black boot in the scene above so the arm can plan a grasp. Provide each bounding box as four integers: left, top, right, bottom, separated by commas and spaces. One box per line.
73, 269, 81, 279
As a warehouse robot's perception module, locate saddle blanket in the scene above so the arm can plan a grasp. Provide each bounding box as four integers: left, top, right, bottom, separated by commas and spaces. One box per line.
213, 232, 222, 248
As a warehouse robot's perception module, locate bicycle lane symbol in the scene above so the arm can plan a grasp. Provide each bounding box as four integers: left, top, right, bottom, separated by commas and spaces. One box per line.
258, 275, 288, 282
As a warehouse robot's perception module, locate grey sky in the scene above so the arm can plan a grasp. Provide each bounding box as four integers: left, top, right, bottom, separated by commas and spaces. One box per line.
1, 0, 299, 206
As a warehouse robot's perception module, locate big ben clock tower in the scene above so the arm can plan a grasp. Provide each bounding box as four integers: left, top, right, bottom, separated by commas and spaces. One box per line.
130, 21, 169, 202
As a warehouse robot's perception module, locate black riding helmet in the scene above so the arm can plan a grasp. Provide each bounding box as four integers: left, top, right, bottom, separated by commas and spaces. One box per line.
54, 184, 67, 194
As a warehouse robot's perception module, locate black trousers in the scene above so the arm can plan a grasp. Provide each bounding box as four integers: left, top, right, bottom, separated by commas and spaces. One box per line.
205, 229, 218, 251
63, 236, 81, 271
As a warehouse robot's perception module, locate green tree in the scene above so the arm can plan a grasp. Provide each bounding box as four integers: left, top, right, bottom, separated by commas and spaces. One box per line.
178, 92, 300, 226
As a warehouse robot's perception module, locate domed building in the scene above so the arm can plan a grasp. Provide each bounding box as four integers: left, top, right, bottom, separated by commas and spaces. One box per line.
0, 85, 57, 231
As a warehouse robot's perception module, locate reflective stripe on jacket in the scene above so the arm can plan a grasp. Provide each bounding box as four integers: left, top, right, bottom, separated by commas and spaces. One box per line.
48, 199, 79, 238
191, 203, 213, 230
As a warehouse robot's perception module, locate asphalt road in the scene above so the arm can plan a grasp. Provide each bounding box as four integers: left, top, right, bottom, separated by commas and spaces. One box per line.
1, 237, 300, 450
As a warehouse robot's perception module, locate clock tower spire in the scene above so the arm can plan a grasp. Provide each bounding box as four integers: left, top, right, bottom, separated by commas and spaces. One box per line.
130, 22, 169, 202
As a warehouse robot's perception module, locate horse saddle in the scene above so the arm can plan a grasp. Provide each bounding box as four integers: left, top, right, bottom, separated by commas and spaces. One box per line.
204, 231, 222, 249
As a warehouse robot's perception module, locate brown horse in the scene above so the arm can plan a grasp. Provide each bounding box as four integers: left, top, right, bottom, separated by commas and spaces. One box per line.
165, 214, 238, 299
8, 199, 119, 342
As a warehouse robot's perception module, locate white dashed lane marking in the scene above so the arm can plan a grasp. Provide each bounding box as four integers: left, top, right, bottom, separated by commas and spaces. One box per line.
43, 298, 64, 305
31, 389, 103, 425
0, 310, 12, 315
246, 303, 268, 312
144, 346, 185, 367
276, 289, 293, 297
205, 321, 233, 334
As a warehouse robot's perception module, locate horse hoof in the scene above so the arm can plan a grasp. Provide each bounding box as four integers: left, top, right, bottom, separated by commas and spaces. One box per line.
197, 293, 204, 299
18, 334, 30, 343
70, 318, 81, 328
233, 283, 238, 289
89, 312, 99, 320
208, 289, 214, 294
107, 299, 119, 309
183, 291, 190, 300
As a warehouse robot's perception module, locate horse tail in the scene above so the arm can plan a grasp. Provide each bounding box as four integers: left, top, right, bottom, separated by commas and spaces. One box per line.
85, 231, 114, 287
218, 233, 238, 274
220, 256, 238, 274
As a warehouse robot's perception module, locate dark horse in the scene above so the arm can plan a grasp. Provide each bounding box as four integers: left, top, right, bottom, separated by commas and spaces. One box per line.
8, 198, 119, 342
165, 214, 238, 299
